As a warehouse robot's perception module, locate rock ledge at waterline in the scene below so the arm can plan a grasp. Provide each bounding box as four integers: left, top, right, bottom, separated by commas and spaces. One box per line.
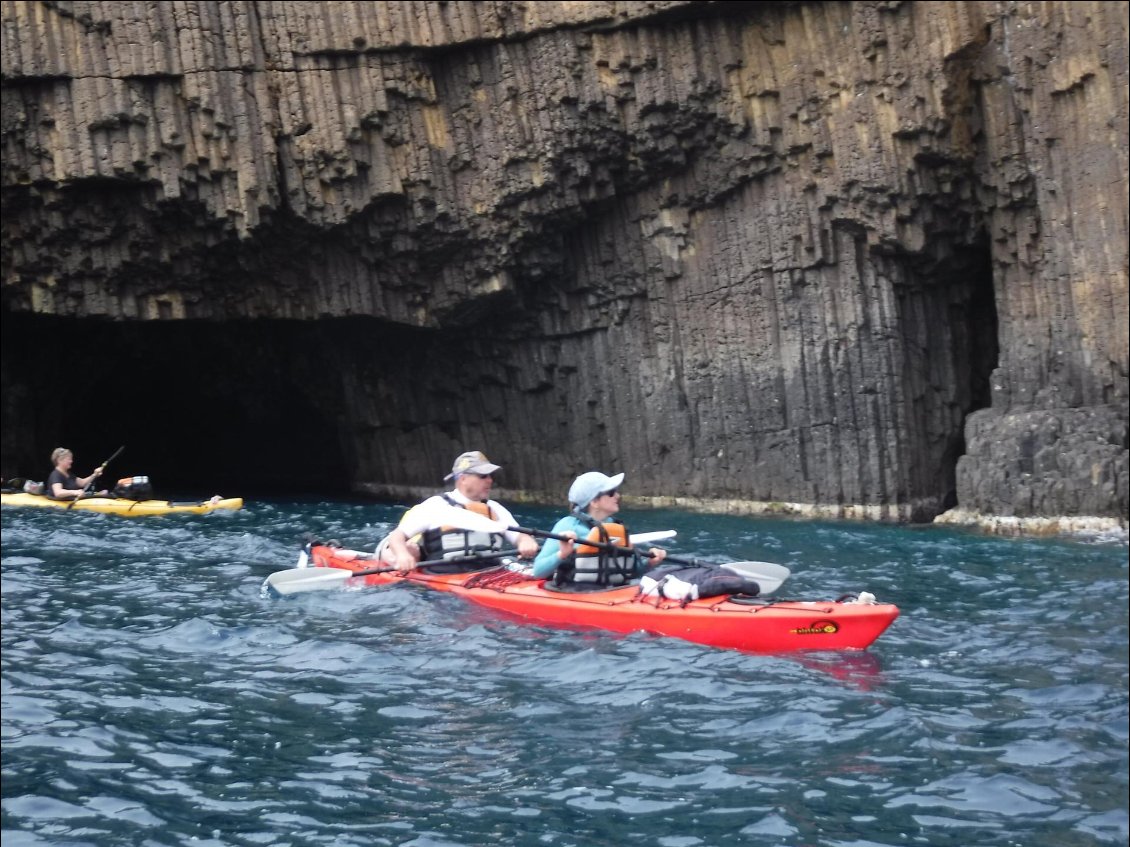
359, 482, 1128, 541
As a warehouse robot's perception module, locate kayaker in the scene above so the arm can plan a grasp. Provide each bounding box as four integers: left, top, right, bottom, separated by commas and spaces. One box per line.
46, 447, 108, 500
378, 450, 539, 572
531, 471, 666, 584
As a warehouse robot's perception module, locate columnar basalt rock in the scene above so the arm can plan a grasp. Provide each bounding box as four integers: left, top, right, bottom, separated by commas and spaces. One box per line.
1, 1, 1126, 530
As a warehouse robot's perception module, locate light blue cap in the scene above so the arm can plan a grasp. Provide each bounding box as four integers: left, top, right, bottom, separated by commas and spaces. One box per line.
568, 471, 625, 509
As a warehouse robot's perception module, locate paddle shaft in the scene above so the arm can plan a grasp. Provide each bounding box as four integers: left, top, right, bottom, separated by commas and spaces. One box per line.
432, 508, 783, 579
316, 548, 521, 579
66, 445, 125, 509
509, 524, 702, 566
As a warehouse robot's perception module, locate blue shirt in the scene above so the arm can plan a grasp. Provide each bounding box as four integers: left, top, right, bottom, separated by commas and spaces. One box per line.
531, 514, 592, 579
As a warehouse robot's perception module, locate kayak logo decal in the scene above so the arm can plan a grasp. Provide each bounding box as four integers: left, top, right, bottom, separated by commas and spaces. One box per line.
790, 620, 839, 635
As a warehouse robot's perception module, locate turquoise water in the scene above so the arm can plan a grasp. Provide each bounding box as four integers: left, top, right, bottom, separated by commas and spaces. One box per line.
2, 499, 1127, 847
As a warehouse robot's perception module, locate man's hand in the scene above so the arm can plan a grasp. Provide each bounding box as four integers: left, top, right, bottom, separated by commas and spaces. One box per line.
516, 533, 539, 559
384, 530, 419, 572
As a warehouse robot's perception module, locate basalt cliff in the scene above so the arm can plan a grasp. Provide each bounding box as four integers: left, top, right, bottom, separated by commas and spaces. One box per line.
1, 0, 1127, 532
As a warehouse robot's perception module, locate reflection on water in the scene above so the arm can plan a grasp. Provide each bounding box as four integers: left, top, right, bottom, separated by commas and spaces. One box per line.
790, 650, 886, 690
1, 499, 1127, 847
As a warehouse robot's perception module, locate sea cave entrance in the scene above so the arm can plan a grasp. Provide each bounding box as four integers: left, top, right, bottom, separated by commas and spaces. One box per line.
1, 313, 353, 498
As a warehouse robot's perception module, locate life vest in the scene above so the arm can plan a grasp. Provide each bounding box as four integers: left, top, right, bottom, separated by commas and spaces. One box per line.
565, 519, 638, 586
418, 495, 505, 566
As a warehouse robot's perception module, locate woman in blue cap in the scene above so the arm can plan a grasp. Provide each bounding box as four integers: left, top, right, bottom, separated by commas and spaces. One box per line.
531, 471, 666, 585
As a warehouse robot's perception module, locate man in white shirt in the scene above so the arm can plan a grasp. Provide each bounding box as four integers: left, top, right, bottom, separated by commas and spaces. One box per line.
379, 451, 539, 572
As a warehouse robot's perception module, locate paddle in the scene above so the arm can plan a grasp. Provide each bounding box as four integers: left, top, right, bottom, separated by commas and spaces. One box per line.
271, 509, 788, 597
266, 548, 521, 596
66, 445, 124, 509
435, 506, 792, 594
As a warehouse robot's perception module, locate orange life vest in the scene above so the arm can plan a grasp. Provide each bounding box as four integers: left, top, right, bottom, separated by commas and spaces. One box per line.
572, 521, 637, 585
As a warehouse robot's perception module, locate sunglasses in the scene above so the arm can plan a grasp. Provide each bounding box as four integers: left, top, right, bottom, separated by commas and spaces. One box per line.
470, 473, 494, 480
600, 489, 620, 498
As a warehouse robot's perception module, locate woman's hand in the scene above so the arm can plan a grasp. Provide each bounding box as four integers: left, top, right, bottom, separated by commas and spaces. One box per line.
558, 531, 576, 560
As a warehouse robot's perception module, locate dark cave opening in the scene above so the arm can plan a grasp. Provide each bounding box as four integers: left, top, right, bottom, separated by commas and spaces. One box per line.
930, 236, 1000, 514
963, 262, 1000, 416
1, 313, 353, 499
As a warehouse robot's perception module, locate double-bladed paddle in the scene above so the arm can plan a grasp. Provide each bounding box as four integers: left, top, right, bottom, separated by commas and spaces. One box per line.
268, 507, 788, 597
66, 445, 125, 509
441, 506, 791, 594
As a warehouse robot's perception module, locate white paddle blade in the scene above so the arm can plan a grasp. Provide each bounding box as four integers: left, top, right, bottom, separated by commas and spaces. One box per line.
265, 567, 353, 596
720, 561, 791, 596
628, 530, 677, 544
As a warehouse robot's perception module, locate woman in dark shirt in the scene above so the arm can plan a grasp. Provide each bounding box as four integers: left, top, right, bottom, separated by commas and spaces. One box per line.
46, 447, 107, 500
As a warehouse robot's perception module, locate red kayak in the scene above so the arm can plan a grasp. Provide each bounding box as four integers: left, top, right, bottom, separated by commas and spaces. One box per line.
286, 543, 899, 654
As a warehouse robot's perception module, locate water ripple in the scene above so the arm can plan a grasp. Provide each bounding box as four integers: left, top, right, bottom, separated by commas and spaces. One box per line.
2, 501, 1127, 846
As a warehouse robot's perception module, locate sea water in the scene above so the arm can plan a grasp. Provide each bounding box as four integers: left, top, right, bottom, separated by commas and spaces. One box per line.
2, 499, 1127, 847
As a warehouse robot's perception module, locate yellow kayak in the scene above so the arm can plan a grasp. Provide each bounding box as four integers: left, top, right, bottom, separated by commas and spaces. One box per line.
1, 491, 243, 516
